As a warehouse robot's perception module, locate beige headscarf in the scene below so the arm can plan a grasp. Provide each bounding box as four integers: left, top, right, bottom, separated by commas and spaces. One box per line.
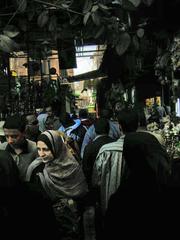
26, 130, 88, 202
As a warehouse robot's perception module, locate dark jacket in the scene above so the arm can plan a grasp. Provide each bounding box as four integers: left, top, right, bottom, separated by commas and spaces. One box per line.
83, 135, 114, 189
103, 132, 178, 239
0, 150, 60, 239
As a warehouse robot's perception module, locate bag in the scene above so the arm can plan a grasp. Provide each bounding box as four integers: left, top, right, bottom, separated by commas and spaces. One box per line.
53, 198, 81, 239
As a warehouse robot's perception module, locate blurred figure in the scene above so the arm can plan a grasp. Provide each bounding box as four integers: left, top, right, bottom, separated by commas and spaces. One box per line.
37, 107, 48, 132
79, 109, 93, 129
81, 108, 121, 158
59, 112, 87, 155
25, 113, 41, 142
45, 106, 61, 130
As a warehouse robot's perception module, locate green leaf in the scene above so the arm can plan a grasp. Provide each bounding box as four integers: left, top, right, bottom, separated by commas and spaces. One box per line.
132, 35, 139, 51
83, 0, 93, 14
70, 14, 81, 25
142, 0, 154, 6
0, 34, 19, 53
91, 12, 101, 26
48, 15, 57, 32
27, 8, 36, 21
112, 0, 122, 5
83, 12, 91, 25
61, 3, 69, 8
136, 28, 144, 38
3, 25, 20, 38
94, 26, 105, 39
91, 5, 99, 13
37, 10, 49, 28
129, 0, 141, 7
122, 0, 137, 11
98, 3, 110, 10
115, 32, 131, 56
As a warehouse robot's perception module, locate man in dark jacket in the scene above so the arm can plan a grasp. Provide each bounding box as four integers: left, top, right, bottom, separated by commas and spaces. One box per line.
0, 115, 37, 180
83, 118, 114, 190
82, 118, 115, 240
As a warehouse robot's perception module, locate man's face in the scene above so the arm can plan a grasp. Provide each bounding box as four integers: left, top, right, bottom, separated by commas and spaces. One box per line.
46, 107, 53, 116
4, 128, 25, 149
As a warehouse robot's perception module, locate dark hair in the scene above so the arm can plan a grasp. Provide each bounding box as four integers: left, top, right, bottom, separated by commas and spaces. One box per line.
79, 109, 88, 119
60, 112, 74, 128
94, 118, 110, 135
117, 108, 138, 133
3, 115, 26, 132
122, 132, 171, 189
99, 108, 113, 119
37, 134, 55, 157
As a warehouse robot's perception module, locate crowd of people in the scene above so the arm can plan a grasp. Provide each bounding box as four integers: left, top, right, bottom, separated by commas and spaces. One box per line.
0, 104, 180, 239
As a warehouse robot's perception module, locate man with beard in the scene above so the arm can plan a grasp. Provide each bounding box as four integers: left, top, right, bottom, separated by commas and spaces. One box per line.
0, 115, 37, 181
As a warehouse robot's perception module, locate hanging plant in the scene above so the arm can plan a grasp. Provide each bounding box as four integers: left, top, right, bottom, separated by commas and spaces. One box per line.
83, 0, 93, 14
91, 11, 101, 26
115, 32, 131, 56
37, 10, 49, 28
83, 12, 91, 25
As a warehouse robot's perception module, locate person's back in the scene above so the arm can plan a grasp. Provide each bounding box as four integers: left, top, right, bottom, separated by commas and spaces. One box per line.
79, 109, 93, 129
83, 118, 114, 192
93, 108, 139, 216
58, 112, 86, 157
103, 131, 173, 239
81, 108, 121, 158
37, 109, 48, 132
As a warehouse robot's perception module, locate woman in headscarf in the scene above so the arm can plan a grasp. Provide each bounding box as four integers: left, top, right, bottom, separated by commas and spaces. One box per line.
26, 130, 88, 240
103, 131, 179, 239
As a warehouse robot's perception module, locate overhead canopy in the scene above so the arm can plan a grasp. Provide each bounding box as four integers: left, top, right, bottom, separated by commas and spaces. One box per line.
68, 69, 107, 82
